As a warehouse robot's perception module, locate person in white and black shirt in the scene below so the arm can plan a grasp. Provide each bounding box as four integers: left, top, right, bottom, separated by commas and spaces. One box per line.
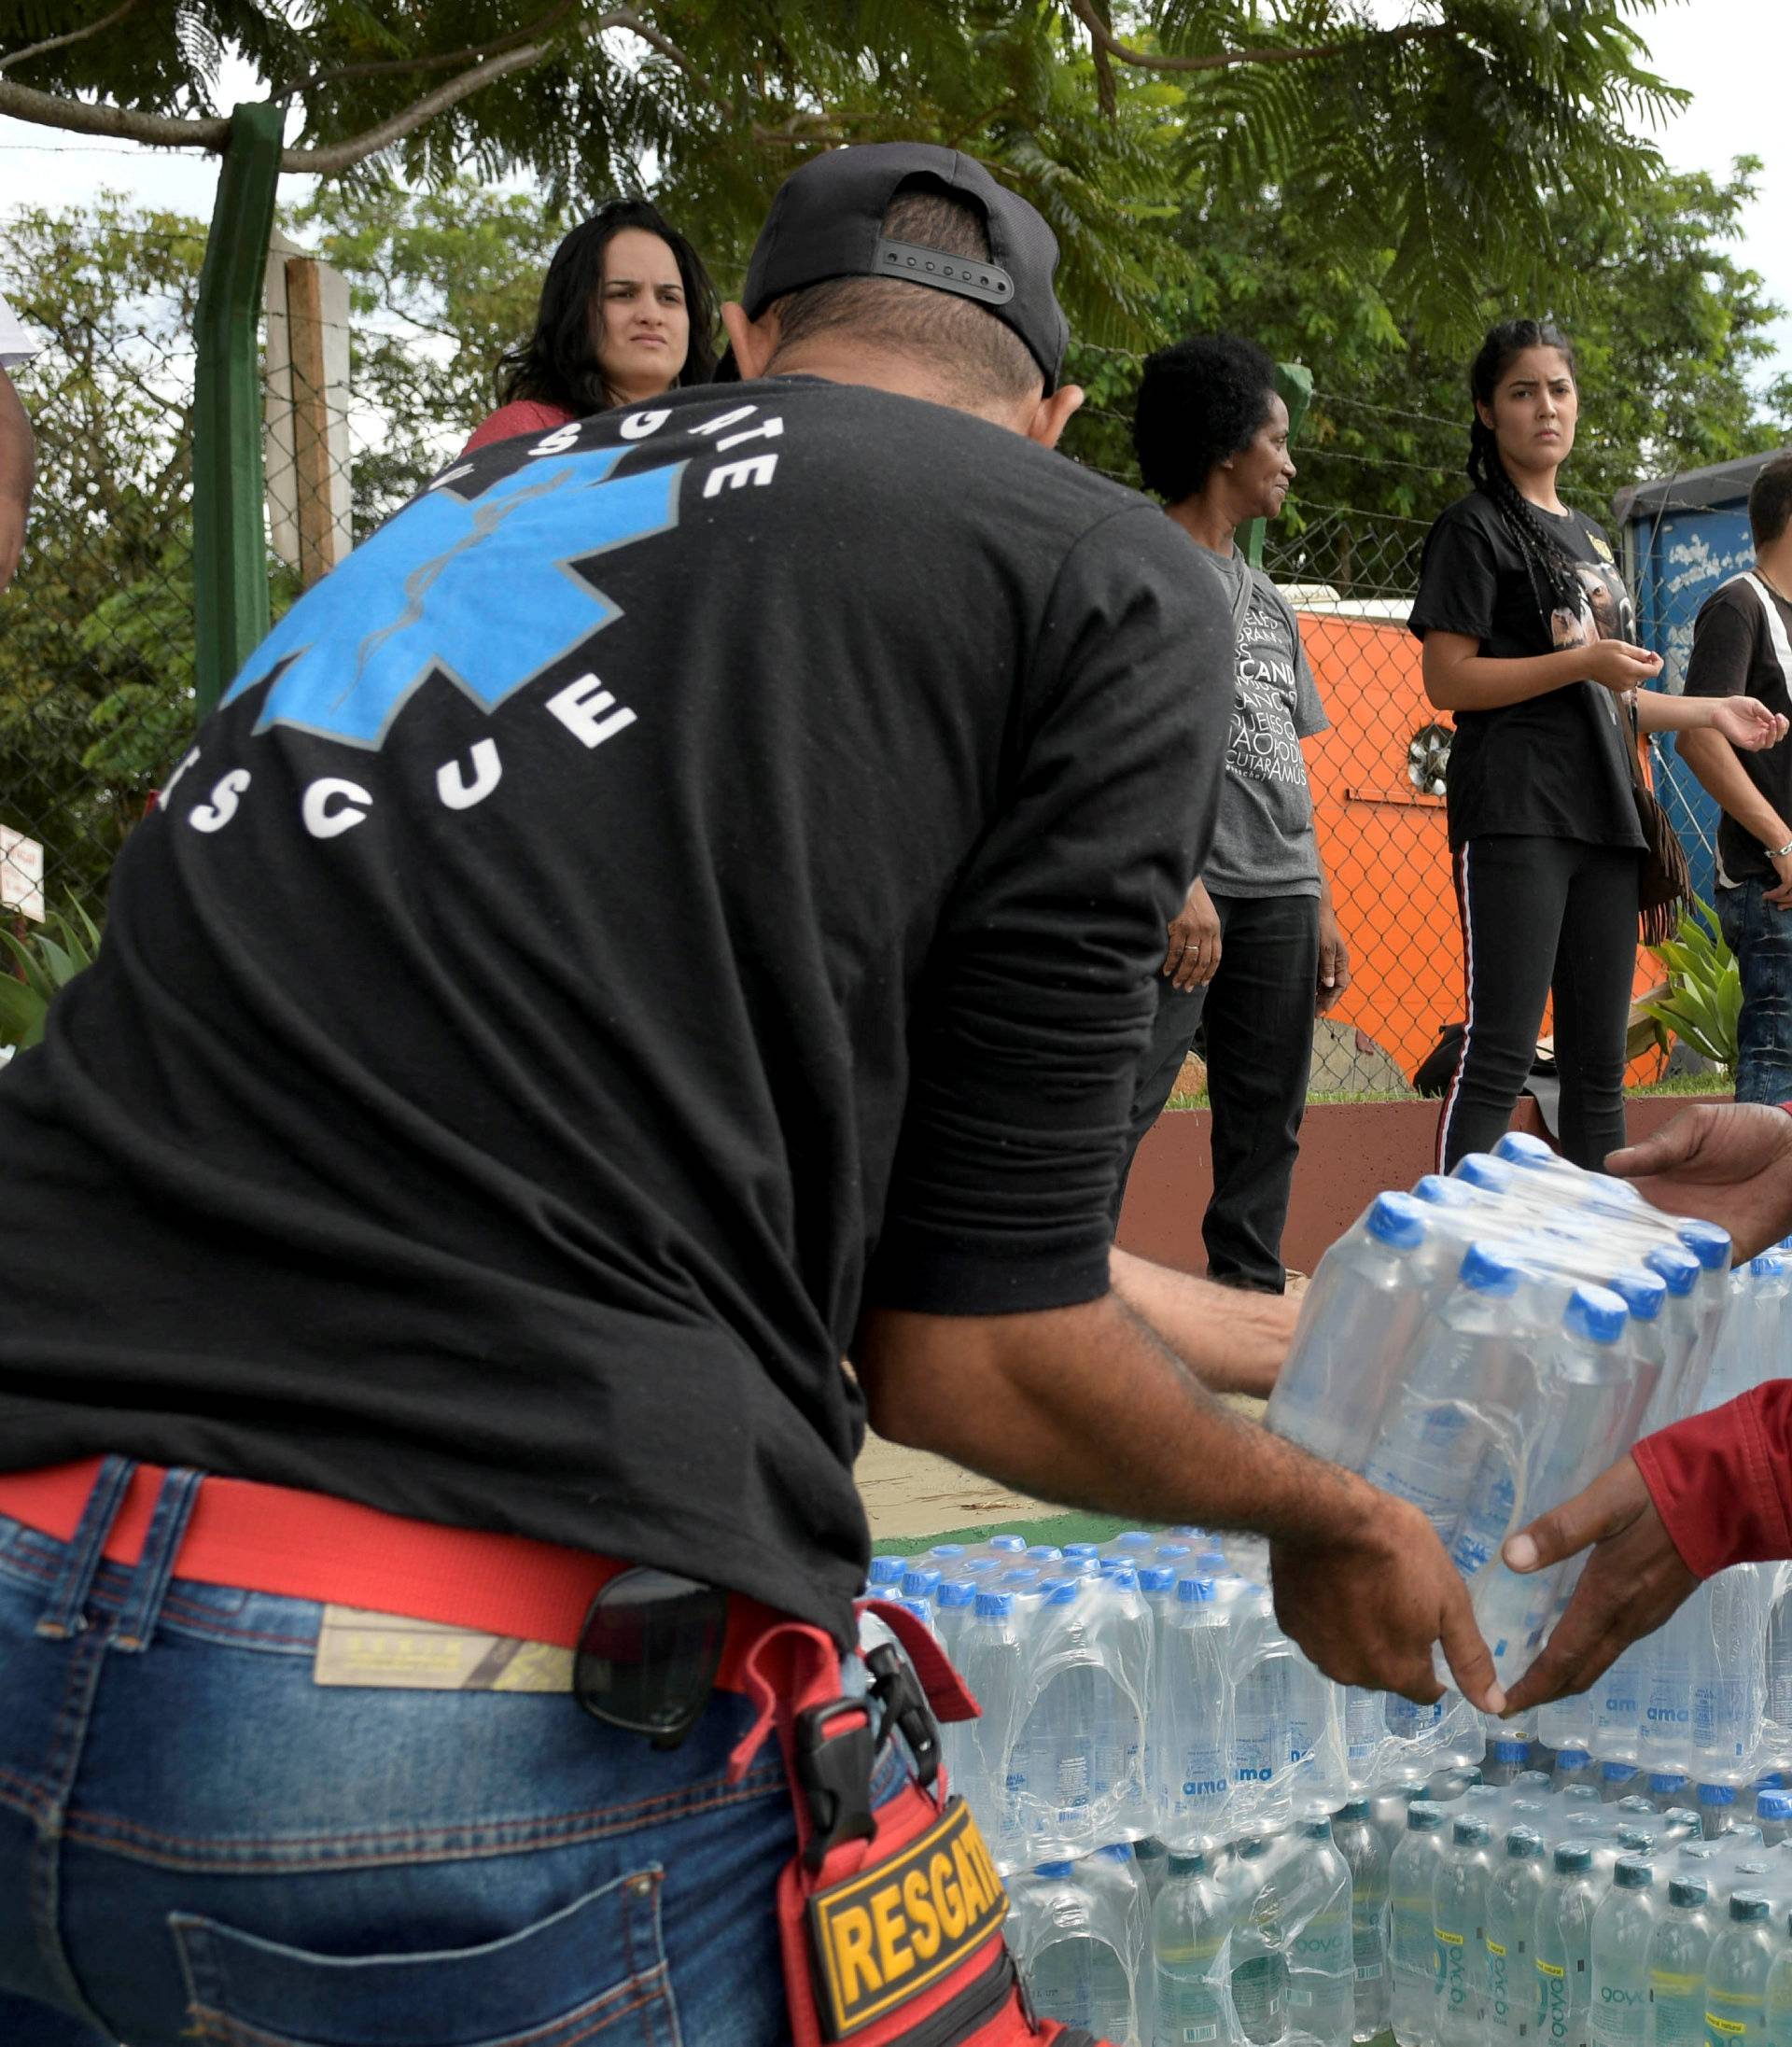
0, 289, 35, 594
1410, 318, 1785, 1171
1678, 454, 1792, 1103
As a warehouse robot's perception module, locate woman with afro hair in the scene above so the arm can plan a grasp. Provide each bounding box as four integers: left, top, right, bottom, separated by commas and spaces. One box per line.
1115, 332, 1347, 1294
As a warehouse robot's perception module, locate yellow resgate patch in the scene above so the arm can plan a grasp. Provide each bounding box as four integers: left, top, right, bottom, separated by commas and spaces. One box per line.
808, 1797, 1008, 2039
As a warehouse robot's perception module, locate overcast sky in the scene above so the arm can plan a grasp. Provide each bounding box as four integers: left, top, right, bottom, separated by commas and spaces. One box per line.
1, 3, 1787, 386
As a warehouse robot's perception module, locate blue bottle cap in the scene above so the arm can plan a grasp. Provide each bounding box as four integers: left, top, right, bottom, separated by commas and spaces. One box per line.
1178, 1577, 1218, 1604
1105, 1565, 1139, 1592
1098, 1844, 1133, 1865
1644, 1244, 1701, 1296
930, 1544, 967, 1560
1698, 1783, 1737, 1807
986, 1535, 1027, 1554
1679, 1220, 1733, 1271
938, 1578, 978, 1608
1337, 1799, 1371, 1820
1758, 1792, 1792, 1820
1197, 1550, 1231, 1574
1565, 1283, 1629, 1345
1460, 1241, 1522, 1295
1139, 1566, 1176, 1594
1062, 1543, 1101, 1559
1650, 1772, 1689, 1793
1615, 1858, 1654, 1890
1414, 1172, 1475, 1208
974, 1591, 1014, 1619
1732, 1893, 1771, 1923
1558, 1749, 1592, 1768
1669, 1876, 1709, 1907
1454, 1817, 1492, 1844
1755, 1773, 1785, 1790
1603, 1761, 1640, 1784
1113, 1532, 1154, 1550
1035, 1860, 1075, 1878
1491, 1740, 1532, 1763
1167, 1850, 1208, 1877
1045, 1577, 1081, 1605
1494, 1131, 1555, 1166
1408, 1803, 1447, 1830
897, 1598, 932, 1624
1026, 1545, 1064, 1563
1155, 1543, 1194, 1561
1506, 1828, 1544, 1858
1001, 1568, 1040, 1586
1554, 1844, 1593, 1872
868, 1556, 906, 1584
1366, 1190, 1428, 1248
901, 1567, 942, 1600
1608, 1269, 1667, 1322
1750, 1253, 1785, 1280
963, 1558, 999, 1575
1456, 1154, 1515, 1192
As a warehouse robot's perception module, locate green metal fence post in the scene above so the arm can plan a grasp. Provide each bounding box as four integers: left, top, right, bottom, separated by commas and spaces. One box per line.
1243, 361, 1313, 572
192, 100, 285, 718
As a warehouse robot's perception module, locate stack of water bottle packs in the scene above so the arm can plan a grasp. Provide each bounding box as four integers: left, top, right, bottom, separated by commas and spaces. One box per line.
999, 1758, 1792, 2047
861, 1131, 1792, 2041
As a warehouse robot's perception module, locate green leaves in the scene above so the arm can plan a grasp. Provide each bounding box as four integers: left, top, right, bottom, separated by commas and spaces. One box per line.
0, 900, 102, 1056
1643, 896, 1741, 1073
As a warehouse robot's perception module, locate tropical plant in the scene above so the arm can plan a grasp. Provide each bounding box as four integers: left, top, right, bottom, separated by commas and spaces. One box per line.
1641, 896, 1740, 1075
0, 901, 102, 1055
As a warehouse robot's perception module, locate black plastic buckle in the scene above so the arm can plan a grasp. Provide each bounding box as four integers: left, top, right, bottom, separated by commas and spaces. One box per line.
865, 1642, 942, 1790
795, 1698, 877, 1871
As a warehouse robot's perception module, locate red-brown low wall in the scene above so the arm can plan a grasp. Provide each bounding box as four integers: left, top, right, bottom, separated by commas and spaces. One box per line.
1115, 1095, 1729, 1279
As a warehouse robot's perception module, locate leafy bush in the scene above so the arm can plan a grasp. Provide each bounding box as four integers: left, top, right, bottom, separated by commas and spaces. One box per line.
0, 901, 100, 1056
1642, 896, 1739, 1074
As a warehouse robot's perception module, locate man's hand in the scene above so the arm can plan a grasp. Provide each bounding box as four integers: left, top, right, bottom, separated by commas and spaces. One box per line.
1316, 907, 1350, 1016
1164, 880, 1221, 990
1498, 1456, 1699, 1717
1271, 1484, 1504, 1712
1766, 848, 1792, 910
1604, 1103, 1792, 1260
1711, 696, 1791, 753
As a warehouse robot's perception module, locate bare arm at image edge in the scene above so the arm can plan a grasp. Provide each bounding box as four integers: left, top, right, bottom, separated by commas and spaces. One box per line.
0, 367, 33, 593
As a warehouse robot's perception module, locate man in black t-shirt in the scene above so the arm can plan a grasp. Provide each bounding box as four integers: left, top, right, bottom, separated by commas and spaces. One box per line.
1679, 454, 1792, 1104
0, 147, 1500, 2043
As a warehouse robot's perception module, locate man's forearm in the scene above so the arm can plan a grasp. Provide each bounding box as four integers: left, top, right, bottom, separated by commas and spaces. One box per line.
856, 1287, 1348, 1547
1677, 728, 1791, 851
1110, 1245, 1291, 1396
0, 369, 33, 593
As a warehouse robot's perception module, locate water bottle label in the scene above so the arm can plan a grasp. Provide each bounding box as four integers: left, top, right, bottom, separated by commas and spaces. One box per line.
1182, 2028, 1219, 2042
1356, 1963, 1384, 1981
1537, 1962, 1565, 1979
1488, 1941, 1508, 1957
1706, 2020, 1746, 2038
1435, 1928, 1465, 1945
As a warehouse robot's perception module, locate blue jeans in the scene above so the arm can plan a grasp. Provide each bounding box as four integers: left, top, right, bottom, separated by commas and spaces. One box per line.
0, 1460, 825, 2046
1718, 878, 1792, 1106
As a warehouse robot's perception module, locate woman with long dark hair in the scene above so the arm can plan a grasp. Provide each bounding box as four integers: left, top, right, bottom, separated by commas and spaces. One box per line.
1411, 317, 1785, 1171
463, 199, 720, 452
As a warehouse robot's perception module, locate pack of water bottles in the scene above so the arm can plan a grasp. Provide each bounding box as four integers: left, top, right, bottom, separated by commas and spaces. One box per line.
994, 1757, 1792, 2047
870, 1529, 1478, 1874
1265, 1130, 1736, 1694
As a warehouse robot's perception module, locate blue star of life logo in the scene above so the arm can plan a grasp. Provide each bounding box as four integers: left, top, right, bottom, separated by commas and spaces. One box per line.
220, 445, 685, 750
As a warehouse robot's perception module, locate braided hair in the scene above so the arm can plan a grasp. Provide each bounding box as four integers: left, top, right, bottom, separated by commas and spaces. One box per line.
1466, 318, 1586, 634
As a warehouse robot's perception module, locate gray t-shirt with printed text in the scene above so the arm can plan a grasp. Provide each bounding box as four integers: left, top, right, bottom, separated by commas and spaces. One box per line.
1197, 543, 1328, 898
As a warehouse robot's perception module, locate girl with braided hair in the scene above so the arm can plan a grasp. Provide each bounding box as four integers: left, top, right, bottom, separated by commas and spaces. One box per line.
1411, 318, 1785, 1171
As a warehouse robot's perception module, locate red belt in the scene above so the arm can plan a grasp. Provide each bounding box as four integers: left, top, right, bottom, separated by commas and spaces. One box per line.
0, 1458, 777, 1687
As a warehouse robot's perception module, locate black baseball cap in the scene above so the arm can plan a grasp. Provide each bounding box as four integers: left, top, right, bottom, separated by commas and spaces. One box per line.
739, 142, 1070, 392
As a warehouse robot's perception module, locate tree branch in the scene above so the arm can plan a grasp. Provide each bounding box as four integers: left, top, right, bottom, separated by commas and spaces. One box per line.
0, 75, 227, 147
1064, 0, 1452, 74
277, 0, 577, 100
0, 0, 139, 76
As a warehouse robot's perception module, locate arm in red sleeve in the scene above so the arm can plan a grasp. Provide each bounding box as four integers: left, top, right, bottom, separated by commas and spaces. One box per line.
1633, 1380, 1792, 1579
459, 400, 577, 456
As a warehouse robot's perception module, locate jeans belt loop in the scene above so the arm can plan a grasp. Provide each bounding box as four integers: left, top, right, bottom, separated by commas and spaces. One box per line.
35, 1453, 137, 1641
